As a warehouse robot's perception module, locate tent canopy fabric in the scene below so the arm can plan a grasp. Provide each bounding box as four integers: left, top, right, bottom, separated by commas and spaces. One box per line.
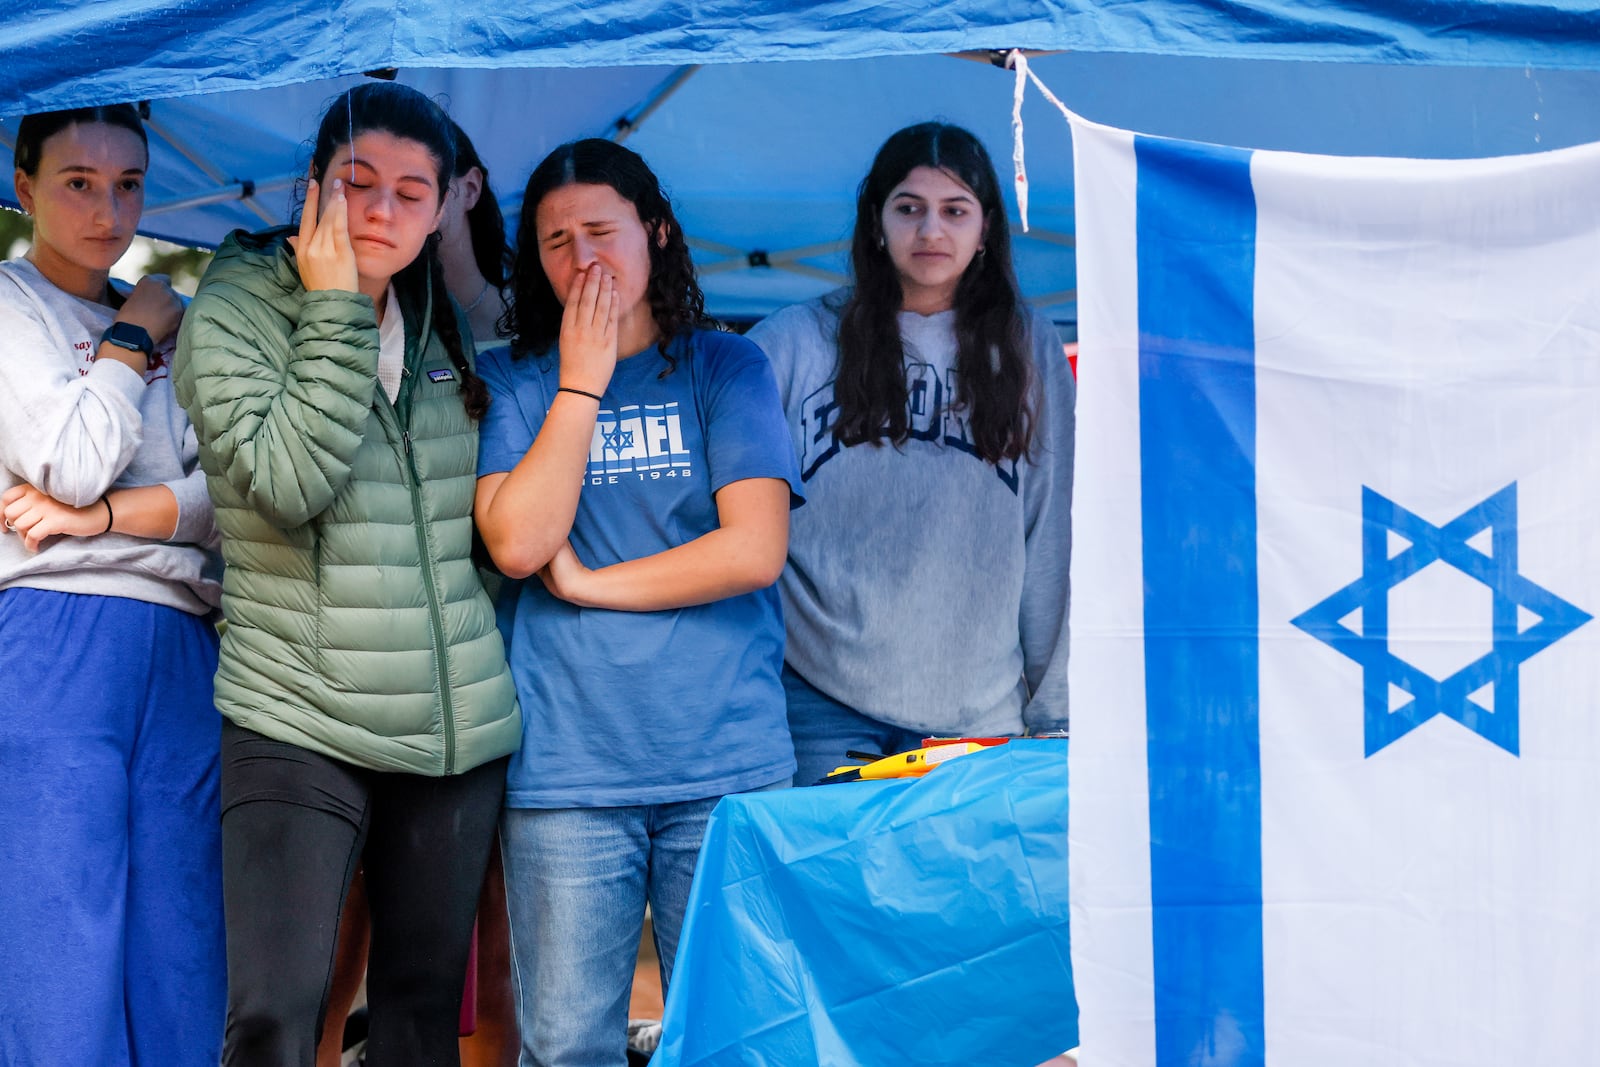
2, 2, 1598, 323
7, 0, 1599, 118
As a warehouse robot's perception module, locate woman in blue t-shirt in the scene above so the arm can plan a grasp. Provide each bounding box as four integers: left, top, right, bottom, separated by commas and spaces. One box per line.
473, 138, 801, 1067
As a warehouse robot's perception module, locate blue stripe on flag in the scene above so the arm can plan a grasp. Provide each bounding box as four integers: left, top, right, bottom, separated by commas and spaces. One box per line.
1135, 134, 1264, 1067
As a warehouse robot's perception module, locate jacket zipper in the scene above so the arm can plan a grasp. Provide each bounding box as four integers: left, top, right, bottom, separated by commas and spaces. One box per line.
403, 427, 457, 774
394, 282, 456, 775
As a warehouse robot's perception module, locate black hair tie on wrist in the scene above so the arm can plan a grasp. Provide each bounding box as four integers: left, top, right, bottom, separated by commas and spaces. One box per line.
557, 386, 604, 403
101, 496, 114, 534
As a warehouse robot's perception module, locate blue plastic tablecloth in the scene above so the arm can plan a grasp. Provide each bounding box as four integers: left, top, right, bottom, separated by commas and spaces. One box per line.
655, 740, 1075, 1067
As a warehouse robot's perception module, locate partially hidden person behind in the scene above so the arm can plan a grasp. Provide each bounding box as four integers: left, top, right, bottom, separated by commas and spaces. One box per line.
173, 81, 519, 1067
438, 121, 512, 353
747, 121, 1075, 786
0, 103, 226, 1066
473, 138, 801, 1067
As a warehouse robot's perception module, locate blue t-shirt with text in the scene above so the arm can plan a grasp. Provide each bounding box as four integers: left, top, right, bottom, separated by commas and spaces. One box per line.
477, 330, 802, 807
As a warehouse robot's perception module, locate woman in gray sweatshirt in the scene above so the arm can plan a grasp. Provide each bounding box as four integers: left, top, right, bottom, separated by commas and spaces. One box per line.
0, 104, 224, 1065
748, 122, 1075, 786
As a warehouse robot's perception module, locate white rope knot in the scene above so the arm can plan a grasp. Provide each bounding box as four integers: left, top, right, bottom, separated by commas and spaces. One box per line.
1004, 49, 1084, 235
1009, 50, 1031, 232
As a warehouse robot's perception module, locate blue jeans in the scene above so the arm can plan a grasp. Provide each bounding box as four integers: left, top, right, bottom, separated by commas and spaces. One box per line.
501, 783, 786, 1067
783, 665, 928, 787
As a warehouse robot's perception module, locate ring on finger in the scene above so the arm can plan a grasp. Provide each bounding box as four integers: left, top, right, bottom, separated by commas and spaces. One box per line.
3, 520, 16, 532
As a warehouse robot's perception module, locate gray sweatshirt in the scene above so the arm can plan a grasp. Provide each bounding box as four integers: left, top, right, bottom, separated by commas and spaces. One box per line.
748, 291, 1074, 736
0, 258, 220, 615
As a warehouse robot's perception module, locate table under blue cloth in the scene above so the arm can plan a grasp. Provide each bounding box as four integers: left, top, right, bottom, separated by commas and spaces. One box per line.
654, 740, 1075, 1067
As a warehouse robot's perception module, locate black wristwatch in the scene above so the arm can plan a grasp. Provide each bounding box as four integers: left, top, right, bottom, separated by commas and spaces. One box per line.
100, 322, 155, 364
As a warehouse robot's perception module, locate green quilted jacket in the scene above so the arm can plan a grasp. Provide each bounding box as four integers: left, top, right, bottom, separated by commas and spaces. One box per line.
174, 228, 519, 775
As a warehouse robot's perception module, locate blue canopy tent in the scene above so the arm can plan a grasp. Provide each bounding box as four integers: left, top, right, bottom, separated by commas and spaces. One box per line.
2, 1, 1598, 325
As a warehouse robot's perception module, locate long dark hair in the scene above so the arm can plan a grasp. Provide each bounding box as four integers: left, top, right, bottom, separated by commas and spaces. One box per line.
506, 138, 704, 373
450, 121, 510, 289
15, 103, 148, 176
834, 122, 1034, 465
302, 82, 487, 419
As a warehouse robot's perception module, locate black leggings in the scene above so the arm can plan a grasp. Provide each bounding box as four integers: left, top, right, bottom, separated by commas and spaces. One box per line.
219, 721, 507, 1067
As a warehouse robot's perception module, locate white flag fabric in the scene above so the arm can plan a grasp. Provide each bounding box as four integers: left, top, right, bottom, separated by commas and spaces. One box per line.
1068, 115, 1600, 1067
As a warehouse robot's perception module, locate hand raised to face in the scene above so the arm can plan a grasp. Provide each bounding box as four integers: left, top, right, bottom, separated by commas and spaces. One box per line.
557, 264, 620, 398
287, 176, 359, 294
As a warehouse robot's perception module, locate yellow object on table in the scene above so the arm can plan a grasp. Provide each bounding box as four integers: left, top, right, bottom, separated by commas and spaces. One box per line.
820, 741, 989, 783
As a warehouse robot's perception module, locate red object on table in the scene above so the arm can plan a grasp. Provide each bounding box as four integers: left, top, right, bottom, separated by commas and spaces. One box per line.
921, 736, 1011, 748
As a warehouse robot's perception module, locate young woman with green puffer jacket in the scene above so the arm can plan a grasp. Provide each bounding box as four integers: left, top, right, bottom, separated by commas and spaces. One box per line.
174, 82, 519, 1066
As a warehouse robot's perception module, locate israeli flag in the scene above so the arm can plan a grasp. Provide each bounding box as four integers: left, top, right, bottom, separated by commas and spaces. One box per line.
1068, 115, 1600, 1066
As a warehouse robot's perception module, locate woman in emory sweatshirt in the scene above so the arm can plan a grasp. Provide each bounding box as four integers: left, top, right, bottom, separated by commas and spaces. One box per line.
747, 122, 1076, 786
0, 104, 225, 1065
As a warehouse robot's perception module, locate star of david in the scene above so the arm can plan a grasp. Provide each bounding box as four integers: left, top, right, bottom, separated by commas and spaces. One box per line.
603, 426, 635, 454
1290, 484, 1590, 757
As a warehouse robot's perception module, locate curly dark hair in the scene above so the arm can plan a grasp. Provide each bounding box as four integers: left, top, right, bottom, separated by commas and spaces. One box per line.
506, 139, 704, 375
834, 122, 1035, 465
